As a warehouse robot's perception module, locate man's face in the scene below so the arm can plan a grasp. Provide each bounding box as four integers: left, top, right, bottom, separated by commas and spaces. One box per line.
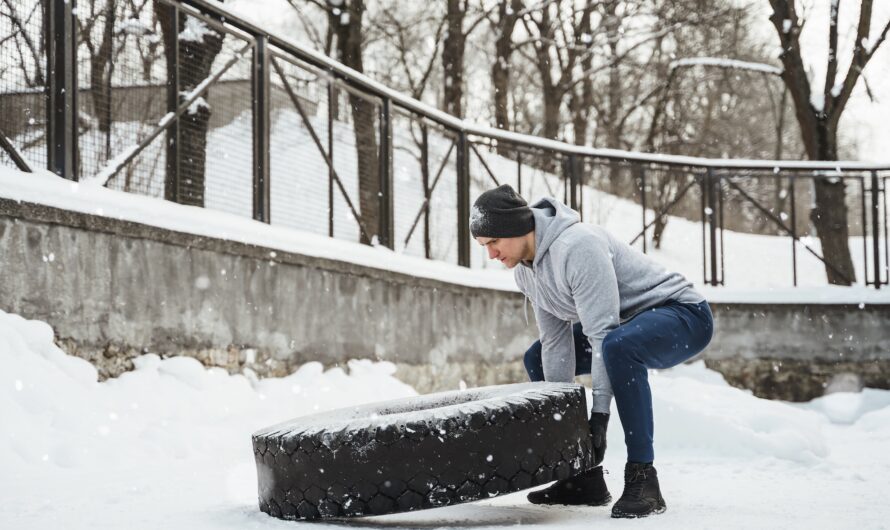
475, 235, 529, 269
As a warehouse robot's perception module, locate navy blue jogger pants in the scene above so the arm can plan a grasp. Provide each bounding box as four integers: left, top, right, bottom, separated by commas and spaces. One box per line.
523, 300, 713, 463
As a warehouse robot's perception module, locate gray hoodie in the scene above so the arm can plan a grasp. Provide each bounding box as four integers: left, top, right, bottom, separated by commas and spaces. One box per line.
514, 197, 704, 413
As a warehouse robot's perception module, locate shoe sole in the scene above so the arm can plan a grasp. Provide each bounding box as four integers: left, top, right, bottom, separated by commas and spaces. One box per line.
611, 504, 667, 518
528, 494, 612, 507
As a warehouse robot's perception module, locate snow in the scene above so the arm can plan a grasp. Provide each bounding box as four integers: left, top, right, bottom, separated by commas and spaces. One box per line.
831, 82, 843, 97
187, 96, 211, 115
811, 91, 825, 114
179, 17, 215, 43
78, 144, 140, 187
114, 18, 153, 37
782, 19, 792, 34
2, 309, 890, 528
669, 57, 783, 77
255, 382, 580, 439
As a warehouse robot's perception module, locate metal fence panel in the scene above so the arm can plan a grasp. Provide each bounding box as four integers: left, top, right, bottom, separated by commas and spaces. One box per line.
0, 0, 46, 170
391, 110, 459, 263
4, 0, 887, 289
267, 53, 332, 236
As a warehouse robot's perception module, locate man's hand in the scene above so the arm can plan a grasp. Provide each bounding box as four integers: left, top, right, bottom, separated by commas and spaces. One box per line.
588, 412, 609, 466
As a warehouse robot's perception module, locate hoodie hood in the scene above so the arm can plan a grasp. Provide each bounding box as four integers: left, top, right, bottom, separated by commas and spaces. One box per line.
529, 197, 580, 267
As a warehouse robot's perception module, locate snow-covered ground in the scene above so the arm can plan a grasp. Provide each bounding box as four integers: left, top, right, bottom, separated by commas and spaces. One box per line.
2, 309, 889, 529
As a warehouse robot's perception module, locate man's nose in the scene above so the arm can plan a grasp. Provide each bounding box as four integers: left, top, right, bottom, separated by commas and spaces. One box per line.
487, 246, 498, 259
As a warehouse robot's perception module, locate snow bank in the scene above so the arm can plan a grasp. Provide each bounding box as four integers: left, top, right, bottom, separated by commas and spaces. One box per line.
0, 309, 416, 478
4, 310, 890, 528
647, 363, 829, 464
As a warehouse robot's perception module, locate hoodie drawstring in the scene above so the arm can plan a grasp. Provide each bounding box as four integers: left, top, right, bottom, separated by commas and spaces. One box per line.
523, 295, 530, 326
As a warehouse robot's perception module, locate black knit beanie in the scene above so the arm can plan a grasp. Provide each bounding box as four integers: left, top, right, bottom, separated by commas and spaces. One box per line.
470, 184, 535, 238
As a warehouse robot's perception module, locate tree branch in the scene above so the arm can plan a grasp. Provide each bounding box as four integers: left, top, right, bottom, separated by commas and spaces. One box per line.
830, 0, 883, 126
767, 0, 819, 156
822, 0, 839, 102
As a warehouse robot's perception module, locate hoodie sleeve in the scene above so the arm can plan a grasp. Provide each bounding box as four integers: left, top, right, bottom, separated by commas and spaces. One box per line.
515, 266, 576, 383
532, 304, 576, 383
565, 239, 619, 414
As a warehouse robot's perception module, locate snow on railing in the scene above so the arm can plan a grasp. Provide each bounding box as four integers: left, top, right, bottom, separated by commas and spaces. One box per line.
669, 57, 783, 77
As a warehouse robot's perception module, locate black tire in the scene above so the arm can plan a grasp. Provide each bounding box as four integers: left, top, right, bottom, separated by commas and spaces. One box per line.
252, 382, 593, 520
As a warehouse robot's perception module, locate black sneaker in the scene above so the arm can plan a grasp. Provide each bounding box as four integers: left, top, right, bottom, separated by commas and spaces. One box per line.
527, 466, 611, 506
611, 462, 667, 518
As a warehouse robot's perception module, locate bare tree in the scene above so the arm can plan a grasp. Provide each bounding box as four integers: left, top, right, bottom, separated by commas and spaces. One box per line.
489, 0, 523, 135
2, 0, 45, 87
372, 2, 446, 100
77, 0, 118, 134
327, 0, 383, 244
768, 0, 890, 285
442, 0, 466, 117
519, 1, 596, 143
441, 0, 489, 118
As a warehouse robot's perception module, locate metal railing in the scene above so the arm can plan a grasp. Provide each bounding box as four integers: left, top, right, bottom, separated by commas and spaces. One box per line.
1, 0, 888, 289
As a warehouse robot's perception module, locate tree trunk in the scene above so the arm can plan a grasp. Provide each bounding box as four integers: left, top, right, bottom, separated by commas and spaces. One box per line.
809, 125, 855, 284
157, 1, 224, 207
531, 1, 561, 147
767, 0, 861, 285
90, 0, 116, 134
492, 0, 521, 146
652, 214, 667, 249
597, 1, 623, 193
442, 0, 466, 118
331, 0, 380, 244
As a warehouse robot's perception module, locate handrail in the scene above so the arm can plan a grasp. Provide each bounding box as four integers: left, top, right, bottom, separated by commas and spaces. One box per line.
178, 0, 890, 173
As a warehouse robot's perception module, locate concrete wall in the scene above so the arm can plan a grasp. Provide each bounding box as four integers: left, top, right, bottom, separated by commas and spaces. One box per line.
704, 303, 890, 400
2, 198, 888, 399
0, 199, 534, 391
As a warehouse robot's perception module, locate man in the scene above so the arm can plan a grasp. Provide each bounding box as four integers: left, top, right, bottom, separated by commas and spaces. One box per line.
470, 184, 713, 518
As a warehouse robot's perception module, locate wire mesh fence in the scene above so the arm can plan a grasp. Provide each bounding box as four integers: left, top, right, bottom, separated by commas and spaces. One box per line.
268, 53, 333, 237
268, 52, 386, 244
0, 0, 46, 170
5, 0, 889, 289
713, 170, 889, 287
190, 11, 255, 219
391, 109, 459, 262
329, 82, 380, 244
75, 0, 168, 196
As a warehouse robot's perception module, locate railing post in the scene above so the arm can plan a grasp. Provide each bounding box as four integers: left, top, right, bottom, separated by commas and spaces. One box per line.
378, 97, 394, 249
884, 176, 889, 287
637, 164, 647, 253
252, 36, 271, 223
872, 170, 882, 289
789, 174, 798, 286
706, 168, 719, 286
164, 3, 181, 202
328, 83, 335, 237
45, 0, 77, 179
516, 151, 522, 196
578, 157, 584, 221
565, 154, 579, 211
457, 131, 471, 267
421, 124, 431, 259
